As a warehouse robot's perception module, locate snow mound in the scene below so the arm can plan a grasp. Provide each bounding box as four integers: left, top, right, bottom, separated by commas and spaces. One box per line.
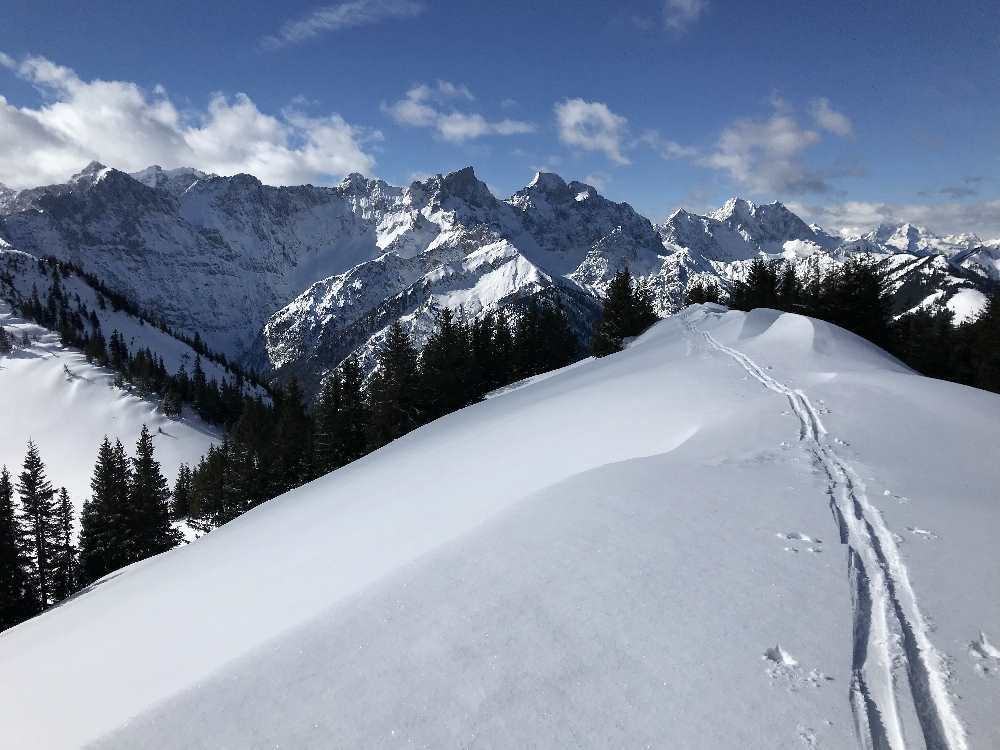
726, 308, 906, 373
1, 305, 997, 749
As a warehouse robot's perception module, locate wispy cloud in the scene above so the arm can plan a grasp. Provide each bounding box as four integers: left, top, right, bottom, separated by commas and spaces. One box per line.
263, 0, 425, 50
788, 198, 1000, 239
0, 52, 379, 188
384, 81, 534, 142
701, 97, 853, 195
638, 129, 698, 160
808, 97, 853, 136
554, 98, 630, 165
663, 0, 708, 32
918, 176, 987, 200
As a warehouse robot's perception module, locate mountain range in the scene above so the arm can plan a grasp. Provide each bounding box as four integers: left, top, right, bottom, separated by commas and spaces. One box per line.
1, 162, 996, 395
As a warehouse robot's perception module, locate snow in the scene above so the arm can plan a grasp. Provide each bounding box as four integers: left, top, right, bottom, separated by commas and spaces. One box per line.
1, 304, 997, 749
946, 288, 988, 324
0, 299, 217, 524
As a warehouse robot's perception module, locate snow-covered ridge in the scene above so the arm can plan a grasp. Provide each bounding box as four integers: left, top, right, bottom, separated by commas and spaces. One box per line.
0, 294, 216, 526
1, 306, 996, 748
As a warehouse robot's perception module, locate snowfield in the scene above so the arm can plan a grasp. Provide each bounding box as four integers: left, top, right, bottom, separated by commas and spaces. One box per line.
1, 305, 997, 749
0, 299, 217, 523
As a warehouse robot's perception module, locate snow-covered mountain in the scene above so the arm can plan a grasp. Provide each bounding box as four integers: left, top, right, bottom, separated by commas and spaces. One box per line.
1, 164, 995, 396
2, 305, 997, 748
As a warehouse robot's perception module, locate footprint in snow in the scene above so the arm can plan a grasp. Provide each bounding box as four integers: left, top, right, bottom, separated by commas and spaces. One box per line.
883, 489, 911, 504
762, 644, 833, 691
778, 532, 823, 553
764, 644, 798, 667
797, 725, 818, 748
969, 632, 1000, 677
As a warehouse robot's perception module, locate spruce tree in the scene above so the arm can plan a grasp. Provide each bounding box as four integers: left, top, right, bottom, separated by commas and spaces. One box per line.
0, 325, 12, 355
16, 440, 58, 610
729, 257, 781, 311
969, 292, 1000, 392
778, 263, 801, 310
336, 356, 369, 465
0, 466, 37, 629
367, 321, 421, 449
170, 464, 193, 519
419, 307, 476, 421
591, 269, 659, 357
685, 280, 721, 305
315, 371, 344, 474
273, 379, 314, 491
825, 256, 891, 348
129, 425, 181, 557
51, 487, 77, 601
78, 437, 132, 585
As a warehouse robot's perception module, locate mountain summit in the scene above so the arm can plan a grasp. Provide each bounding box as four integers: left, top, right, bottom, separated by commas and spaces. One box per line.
0, 164, 994, 394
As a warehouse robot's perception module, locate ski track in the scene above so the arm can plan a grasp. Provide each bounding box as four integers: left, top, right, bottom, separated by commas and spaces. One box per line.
693, 320, 967, 750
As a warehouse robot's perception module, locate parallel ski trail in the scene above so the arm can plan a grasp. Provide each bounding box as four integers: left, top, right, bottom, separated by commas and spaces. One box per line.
698, 325, 966, 750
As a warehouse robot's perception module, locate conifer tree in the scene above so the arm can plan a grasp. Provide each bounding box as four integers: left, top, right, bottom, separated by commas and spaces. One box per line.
0, 466, 36, 629
685, 280, 721, 305
51, 487, 77, 601
78, 437, 132, 585
969, 292, 1000, 392
336, 356, 369, 465
778, 263, 801, 310
129, 425, 181, 557
591, 269, 659, 356
825, 256, 891, 348
16, 440, 58, 610
0, 325, 12, 354
419, 307, 476, 421
273, 379, 314, 491
729, 257, 781, 311
367, 321, 421, 449
170, 464, 193, 519
315, 371, 344, 474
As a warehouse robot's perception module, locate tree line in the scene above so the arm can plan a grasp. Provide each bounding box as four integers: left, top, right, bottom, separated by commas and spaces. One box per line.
687, 255, 1000, 394
173, 296, 587, 527
1, 256, 268, 427
0, 267, 662, 633
0, 427, 177, 631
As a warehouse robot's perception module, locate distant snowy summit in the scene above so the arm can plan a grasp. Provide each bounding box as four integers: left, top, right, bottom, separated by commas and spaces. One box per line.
0, 163, 995, 393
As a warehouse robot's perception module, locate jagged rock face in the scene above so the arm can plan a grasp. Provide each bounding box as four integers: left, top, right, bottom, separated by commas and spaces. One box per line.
0, 163, 381, 359
1, 163, 994, 397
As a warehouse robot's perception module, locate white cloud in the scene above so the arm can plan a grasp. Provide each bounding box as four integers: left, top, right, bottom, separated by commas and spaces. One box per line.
582, 173, 610, 190
639, 129, 698, 160
384, 82, 534, 142
702, 98, 853, 194
0, 53, 378, 189
809, 97, 853, 136
263, 0, 424, 49
788, 198, 1000, 238
663, 0, 708, 31
554, 98, 630, 165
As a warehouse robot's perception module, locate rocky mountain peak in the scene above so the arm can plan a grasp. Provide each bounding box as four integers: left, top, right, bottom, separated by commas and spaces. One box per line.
130, 165, 208, 195
432, 166, 495, 207
69, 160, 111, 187
527, 171, 568, 193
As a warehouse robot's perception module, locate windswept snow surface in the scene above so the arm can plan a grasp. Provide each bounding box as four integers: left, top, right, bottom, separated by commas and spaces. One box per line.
0, 299, 216, 522
1, 306, 998, 749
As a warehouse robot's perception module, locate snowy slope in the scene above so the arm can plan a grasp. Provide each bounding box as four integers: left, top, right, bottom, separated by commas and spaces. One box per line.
0, 298, 216, 523
1, 305, 996, 749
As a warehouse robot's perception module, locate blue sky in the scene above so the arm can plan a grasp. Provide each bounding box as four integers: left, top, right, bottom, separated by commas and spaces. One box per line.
1, 0, 998, 234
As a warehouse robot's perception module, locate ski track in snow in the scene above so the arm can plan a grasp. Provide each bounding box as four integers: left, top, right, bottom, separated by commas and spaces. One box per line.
694, 321, 967, 750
